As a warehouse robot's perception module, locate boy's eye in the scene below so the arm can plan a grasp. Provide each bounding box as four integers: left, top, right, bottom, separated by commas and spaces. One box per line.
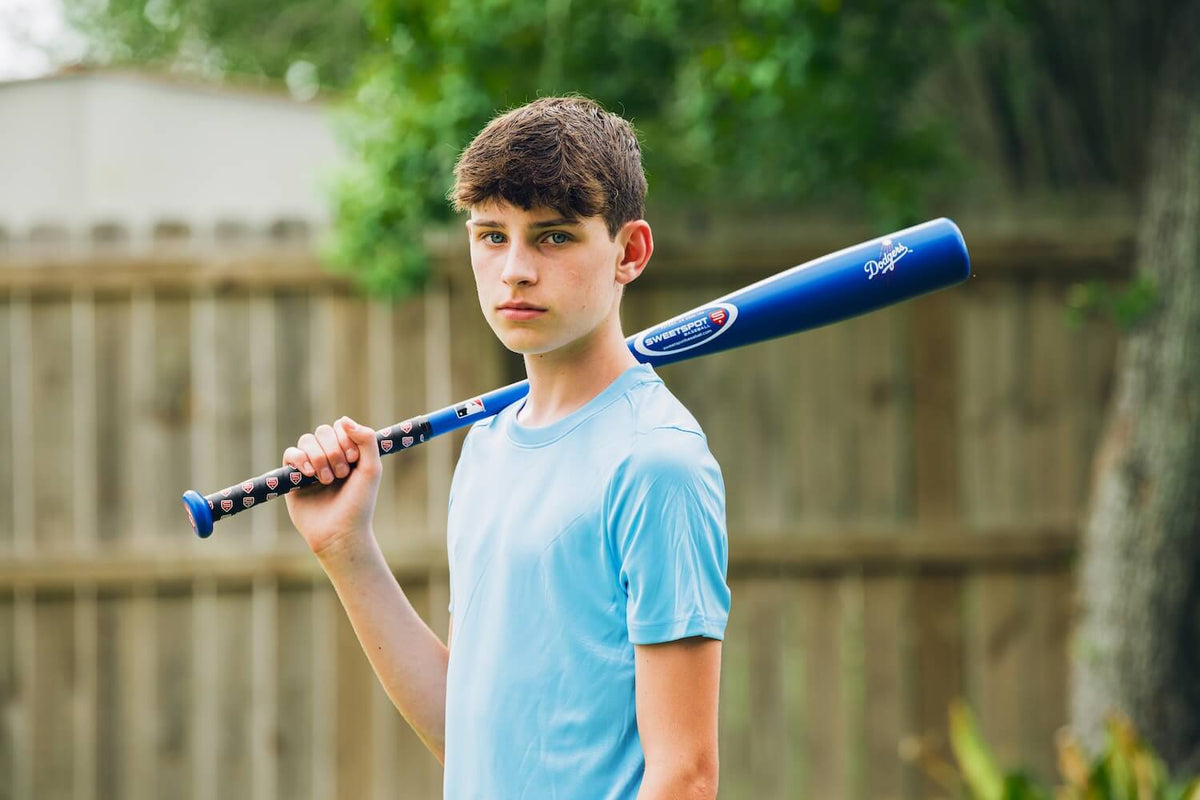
544, 232, 571, 245
482, 232, 505, 244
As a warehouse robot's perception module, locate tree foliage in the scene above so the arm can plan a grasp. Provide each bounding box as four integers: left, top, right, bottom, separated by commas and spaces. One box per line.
325, 0, 978, 293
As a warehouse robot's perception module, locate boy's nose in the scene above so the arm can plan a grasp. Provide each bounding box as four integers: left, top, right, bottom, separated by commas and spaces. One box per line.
500, 244, 538, 286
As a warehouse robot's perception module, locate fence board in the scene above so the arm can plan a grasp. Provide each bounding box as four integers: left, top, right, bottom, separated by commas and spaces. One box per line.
0, 301, 12, 549
70, 291, 99, 800
746, 579, 788, 799
276, 584, 314, 800
862, 576, 909, 800
153, 294, 194, 541
716, 574, 753, 800
803, 576, 849, 798
913, 575, 965, 799
156, 589, 193, 799
388, 294, 431, 539
0, 593, 13, 800
95, 297, 132, 544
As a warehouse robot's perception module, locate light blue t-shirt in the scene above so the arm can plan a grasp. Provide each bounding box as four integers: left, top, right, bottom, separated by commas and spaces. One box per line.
443, 362, 731, 800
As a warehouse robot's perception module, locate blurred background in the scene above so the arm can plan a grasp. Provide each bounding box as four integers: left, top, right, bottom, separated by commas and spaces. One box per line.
1, 0, 1197, 798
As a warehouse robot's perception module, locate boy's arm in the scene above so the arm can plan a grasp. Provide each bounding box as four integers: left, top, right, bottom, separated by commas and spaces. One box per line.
318, 533, 450, 765
633, 636, 722, 800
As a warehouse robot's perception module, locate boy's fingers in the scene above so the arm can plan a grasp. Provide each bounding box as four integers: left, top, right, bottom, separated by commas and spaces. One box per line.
314, 424, 349, 480
297, 432, 325, 478
335, 417, 359, 462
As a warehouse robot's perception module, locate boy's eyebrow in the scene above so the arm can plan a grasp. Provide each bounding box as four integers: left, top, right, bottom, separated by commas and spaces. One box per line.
470, 217, 581, 229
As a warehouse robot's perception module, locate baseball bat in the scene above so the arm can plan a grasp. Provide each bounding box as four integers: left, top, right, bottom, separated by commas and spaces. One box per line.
182, 217, 970, 538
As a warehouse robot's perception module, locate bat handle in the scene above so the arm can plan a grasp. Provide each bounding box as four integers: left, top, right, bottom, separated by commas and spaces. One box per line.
181, 423, 424, 538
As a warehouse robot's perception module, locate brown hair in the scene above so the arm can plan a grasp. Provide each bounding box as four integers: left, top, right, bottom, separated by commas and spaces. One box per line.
450, 95, 647, 238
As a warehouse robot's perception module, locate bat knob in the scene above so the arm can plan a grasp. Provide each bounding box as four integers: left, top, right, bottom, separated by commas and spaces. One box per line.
182, 490, 214, 539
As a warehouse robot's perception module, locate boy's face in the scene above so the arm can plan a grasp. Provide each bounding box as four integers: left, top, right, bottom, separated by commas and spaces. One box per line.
466, 200, 640, 358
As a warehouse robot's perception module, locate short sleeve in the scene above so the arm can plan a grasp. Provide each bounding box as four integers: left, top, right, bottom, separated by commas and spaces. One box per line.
605, 427, 731, 645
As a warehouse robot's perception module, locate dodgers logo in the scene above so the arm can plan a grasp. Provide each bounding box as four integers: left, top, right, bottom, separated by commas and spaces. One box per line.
243, 497, 255, 508
242, 481, 254, 494
220, 499, 234, 513
381, 439, 393, 453
865, 238, 911, 280
633, 303, 738, 357
266, 477, 279, 491
400, 420, 413, 434
289, 471, 302, 485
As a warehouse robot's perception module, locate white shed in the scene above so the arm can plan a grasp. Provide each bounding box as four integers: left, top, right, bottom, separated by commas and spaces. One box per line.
0, 67, 346, 248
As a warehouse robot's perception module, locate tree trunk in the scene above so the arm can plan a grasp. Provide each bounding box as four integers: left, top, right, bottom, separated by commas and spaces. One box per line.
1070, 3, 1200, 773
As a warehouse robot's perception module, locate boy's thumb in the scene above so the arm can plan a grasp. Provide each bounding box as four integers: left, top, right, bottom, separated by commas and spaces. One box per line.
345, 419, 381, 455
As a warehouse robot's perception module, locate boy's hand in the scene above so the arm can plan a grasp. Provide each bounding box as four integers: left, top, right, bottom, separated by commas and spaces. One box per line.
282, 416, 383, 557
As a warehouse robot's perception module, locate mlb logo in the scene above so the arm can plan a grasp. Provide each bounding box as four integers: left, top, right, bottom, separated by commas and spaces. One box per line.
709, 309, 728, 326
381, 439, 393, 453
220, 499, 234, 513
402, 436, 414, 448
243, 497, 255, 508
455, 398, 485, 418
242, 481, 254, 494
400, 420, 413, 434
290, 472, 302, 485
266, 477, 279, 491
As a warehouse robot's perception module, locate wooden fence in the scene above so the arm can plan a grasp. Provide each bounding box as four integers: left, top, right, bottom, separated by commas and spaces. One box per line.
0, 216, 1129, 799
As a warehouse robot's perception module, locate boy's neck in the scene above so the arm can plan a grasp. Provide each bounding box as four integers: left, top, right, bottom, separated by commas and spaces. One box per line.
517, 319, 639, 428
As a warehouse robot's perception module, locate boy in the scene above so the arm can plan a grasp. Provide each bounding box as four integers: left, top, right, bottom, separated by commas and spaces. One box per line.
282, 96, 731, 800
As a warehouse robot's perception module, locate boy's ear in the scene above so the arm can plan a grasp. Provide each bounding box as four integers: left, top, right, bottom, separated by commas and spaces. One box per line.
615, 220, 653, 286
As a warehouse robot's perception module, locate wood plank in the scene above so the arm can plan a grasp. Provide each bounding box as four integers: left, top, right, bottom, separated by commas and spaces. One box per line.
125, 288, 158, 800
310, 582, 338, 800
798, 324, 841, 529
912, 576, 965, 800
1025, 282, 1076, 524
840, 575, 869, 800
0, 593, 14, 800
276, 584, 314, 800
715, 575, 753, 799
9, 293, 33, 552
862, 576, 909, 800
249, 293, 279, 800
155, 588, 193, 799
385, 293, 430, 541
272, 292, 313, 548
970, 574, 1033, 769
96, 595, 122, 798
70, 291, 99, 800
0, 300, 12, 549
307, 295, 338, 800
802, 576, 849, 799
216, 589, 253, 800
190, 291, 220, 800
120, 591, 156, 800
1025, 569, 1071, 784
152, 293, 194, 542
746, 579, 789, 799
852, 305, 911, 525
94, 295, 132, 544
911, 290, 960, 525
779, 576, 809, 798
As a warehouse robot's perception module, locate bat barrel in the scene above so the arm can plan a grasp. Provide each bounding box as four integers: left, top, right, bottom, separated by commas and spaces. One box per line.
627, 218, 970, 368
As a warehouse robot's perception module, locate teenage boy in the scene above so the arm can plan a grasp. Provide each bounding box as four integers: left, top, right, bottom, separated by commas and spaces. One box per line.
283, 95, 731, 800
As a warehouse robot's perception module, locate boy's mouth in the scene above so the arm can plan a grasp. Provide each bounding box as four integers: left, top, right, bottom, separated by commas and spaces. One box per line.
498, 301, 546, 320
